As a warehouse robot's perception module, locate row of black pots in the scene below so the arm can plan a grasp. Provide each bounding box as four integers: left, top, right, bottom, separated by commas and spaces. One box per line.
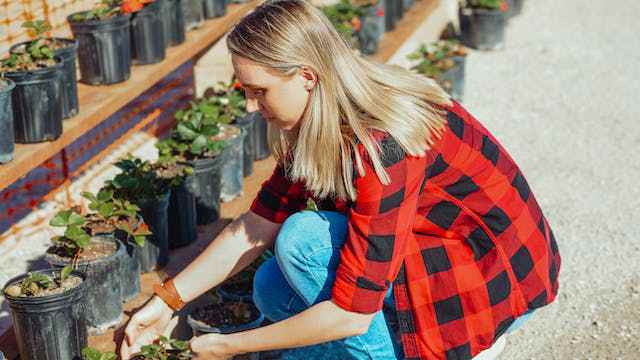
459, 0, 525, 51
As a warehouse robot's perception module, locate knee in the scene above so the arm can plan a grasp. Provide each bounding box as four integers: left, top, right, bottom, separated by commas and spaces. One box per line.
275, 211, 346, 263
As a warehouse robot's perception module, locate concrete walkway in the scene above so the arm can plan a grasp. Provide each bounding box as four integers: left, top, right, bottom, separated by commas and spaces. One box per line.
455, 0, 640, 358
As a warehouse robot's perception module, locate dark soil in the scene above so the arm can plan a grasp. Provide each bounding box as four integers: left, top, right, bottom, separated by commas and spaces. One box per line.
191, 301, 261, 329
84, 214, 138, 238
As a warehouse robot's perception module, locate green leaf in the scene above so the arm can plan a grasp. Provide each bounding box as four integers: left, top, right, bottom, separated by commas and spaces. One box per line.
97, 189, 113, 202
190, 135, 208, 154
177, 122, 198, 140
98, 202, 114, 218
81, 191, 97, 202
171, 339, 189, 351
65, 226, 91, 248
60, 265, 73, 282
133, 235, 146, 247
50, 210, 72, 226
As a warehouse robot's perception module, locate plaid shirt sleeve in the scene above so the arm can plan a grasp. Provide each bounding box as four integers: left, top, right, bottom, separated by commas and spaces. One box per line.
250, 163, 309, 223
332, 135, 429, 314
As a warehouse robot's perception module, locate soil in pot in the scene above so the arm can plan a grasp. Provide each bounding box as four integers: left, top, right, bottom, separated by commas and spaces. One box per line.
168, 180, 197, 249
1, 59, 64, 143
0, 79, 16, 164
203, 0, 226, 18
45, 236, 124, 334
10, 38, 79, 119
188, 301, 264, 335
137, 191, 172, 271
131, 0, 166, 65
459, 6, 507, 51
159, 0, 186, 47
68, 12, 132, 85
3, 269, 88, 360
218, 124, 245, 202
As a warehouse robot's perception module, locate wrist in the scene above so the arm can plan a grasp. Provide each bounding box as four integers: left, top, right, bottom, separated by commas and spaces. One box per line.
225, 333, 246, 355
153, 278, 186, 311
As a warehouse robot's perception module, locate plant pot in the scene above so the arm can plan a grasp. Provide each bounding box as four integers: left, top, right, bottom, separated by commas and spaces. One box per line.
383, 0, 396, 31
402, 0, 414, 12
11, 38, 80, 119
203, 0, 227, 18
234, 114, 256, 177
137, 191, 171, 271
45, 236, 125, 334
159, 0, 186, 47
4, 61, 64, 143
187, 155, 224, 225
3, 269, 88, 360
168, 181, 197, 249
393, 0, 404, 22
0, 79, 16, 164
187, 301, 264, 336
507, 0, 524, 18
358, 4, 384, 55
131, 0, 166, 65
68, 12, 132, 85
438, 56, 466, 101
252, 112, 271, 160
220, 125, 245, 202
459, 6, 506, 51
182, 0, 204, 31
216, 284, 253, 303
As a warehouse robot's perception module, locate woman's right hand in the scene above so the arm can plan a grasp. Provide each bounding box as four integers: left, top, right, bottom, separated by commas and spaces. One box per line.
120, 296, 174, 359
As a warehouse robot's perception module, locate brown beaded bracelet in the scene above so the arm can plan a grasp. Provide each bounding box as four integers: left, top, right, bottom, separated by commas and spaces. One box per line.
153, 279, 186, 311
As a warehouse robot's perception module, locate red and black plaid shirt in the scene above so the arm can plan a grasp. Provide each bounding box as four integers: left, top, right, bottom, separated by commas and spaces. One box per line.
250, 101, 561, 360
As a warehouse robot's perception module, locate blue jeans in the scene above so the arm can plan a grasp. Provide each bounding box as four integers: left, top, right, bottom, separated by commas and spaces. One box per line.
252, 211, 404, 360
252, 211, 533, 359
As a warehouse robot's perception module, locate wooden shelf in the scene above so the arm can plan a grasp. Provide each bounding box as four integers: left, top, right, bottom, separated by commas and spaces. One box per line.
0, 0, 259, 191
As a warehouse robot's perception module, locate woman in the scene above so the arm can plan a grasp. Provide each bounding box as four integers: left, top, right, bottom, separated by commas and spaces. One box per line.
121, 0, 561, 359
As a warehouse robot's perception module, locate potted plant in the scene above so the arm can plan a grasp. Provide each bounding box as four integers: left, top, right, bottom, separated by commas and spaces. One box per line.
0, 78, 16, 163
188, 299, 264, 336
203, 0, 227, 18
68, 0, 133, 85
407, 40, 467, 101
356, 0, 385, 55
459, 0, 509, 50
0, 32, 64, 144
10, 20, 79, 119
182, 0, 204, 31
154, 151, 197, 249
156, 100, 228, 225
81, 189, 152, 301
159, 0, 186, 47
507, 0, 523, 17
104, 156, 172, 271
82, 348, 117, 360
83, 337, 192, 359
126, 0, 167, 65
45, 208, 126, 333
3, 269, 88, 360
321, 0, 363, 51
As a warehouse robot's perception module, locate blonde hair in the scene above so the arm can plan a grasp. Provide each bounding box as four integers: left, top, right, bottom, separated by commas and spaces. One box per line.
227, 0, 452, 201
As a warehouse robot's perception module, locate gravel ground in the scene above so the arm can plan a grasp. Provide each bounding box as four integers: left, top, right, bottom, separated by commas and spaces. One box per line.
458, 0, 640, 358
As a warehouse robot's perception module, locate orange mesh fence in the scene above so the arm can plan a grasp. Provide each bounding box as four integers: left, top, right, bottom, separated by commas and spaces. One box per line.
0, 0, 95, 55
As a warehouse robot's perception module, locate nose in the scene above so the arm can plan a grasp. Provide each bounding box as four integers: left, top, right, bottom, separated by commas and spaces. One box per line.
246, 98, 259, 113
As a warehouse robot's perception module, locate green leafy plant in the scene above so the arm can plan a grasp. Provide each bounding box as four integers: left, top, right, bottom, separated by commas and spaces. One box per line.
82, 347, 117, 360
82, 189, 151, 247
135, 336, 192, 359
0, 20, 57, 72
49, 209, 92, 258
71, 0, 122, 21
321, 0, 364, 48
104, 155, 171, 205
461, 0, 508, 11
407, 40, 467, 78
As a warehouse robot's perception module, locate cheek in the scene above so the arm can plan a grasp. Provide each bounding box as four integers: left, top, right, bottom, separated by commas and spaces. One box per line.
273, 84, 308, 121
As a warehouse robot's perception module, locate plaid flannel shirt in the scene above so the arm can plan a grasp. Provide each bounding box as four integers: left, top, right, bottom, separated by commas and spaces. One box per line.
250, 101, 561, 360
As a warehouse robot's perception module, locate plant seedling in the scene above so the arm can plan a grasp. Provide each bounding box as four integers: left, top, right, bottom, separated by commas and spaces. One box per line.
82, 347, 117, 360
4, 267, 73, 297
49, 209, 92, 258
135, 336, 192, 359
105, 155, 171, 204
0, 20, 57, 72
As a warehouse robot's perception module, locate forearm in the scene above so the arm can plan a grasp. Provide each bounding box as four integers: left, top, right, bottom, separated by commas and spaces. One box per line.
227, 300, 372, 354
173, 211, 280, 303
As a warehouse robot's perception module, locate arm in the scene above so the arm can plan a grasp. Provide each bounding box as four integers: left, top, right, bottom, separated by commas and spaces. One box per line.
173, 211, 281, 302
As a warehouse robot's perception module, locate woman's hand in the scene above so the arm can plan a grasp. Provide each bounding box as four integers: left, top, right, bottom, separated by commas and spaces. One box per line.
190, 333, 237, 360
120, 296, 174, 359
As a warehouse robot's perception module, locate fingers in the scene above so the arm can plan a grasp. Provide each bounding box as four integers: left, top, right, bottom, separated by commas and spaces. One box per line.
124, 316, 141, 346
120, 341, 131, 360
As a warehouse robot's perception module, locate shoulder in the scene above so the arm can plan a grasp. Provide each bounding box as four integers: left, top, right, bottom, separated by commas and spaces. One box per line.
358, 129, 407, 168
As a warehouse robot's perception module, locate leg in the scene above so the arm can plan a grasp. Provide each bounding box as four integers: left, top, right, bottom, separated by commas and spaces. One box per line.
252, 211, 403, 359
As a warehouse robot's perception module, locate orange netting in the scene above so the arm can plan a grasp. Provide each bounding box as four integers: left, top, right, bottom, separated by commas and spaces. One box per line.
0, 0, 96, 55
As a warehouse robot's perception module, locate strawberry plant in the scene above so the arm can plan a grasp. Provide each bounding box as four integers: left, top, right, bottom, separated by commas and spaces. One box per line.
0, 20, 57, 72
82, 347, 117, 360
407, 40, 466, 78
133, 336, 192, 359
321, 0, 364, 48
462, 0, 508, 11
49, 209, 92, 258
105, 155, 171, 204
4, 267, 73, 297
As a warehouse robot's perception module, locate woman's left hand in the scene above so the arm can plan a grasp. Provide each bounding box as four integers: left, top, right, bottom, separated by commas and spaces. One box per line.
190, 333, 237, 360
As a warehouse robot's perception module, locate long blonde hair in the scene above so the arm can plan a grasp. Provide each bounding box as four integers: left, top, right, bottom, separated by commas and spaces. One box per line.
227, 0, 452, 201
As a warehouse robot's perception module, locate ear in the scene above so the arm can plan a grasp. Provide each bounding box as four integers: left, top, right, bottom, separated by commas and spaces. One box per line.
298, 66, 318, 91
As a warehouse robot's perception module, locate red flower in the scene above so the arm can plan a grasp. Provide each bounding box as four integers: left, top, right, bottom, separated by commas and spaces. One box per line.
351, 17, 361, 32
233, 80, 242, 90
499, 1, 509, 12
121, 0, 144, 13
376, 8, 384, 17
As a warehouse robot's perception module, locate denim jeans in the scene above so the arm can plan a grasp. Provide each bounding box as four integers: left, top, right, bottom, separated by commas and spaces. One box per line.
252, 211, 532, 359
253, 211, 404, 359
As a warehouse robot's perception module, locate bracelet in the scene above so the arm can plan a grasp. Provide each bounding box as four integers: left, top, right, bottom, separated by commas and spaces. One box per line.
153, 279, 186, 311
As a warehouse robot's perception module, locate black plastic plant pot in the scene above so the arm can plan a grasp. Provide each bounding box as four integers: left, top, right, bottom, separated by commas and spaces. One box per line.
203, 0, 227, 18
68, 12, 132, 85
45, 236, 125, 334
0, 79, 16, 164
3, 269, 88, 360
252, 112, 271, 160
216, 286, 252, 303
11, 38, 80, 119
131, 0, 166, 65
4, 61, 64, 144
459, 6, 506, 51
508, 0, 524, 18
234, 114, 256, 177
358, 4, 384, 55
159, 0, 186, 47
187, 155, 224, 225
168, 181, 197, 249
220, 125, 245, 202
438, 56, 466, 101
402, 0, 415, 12
187, 304, 264, 336
393, 0, 404, 22
182, 0, 204, 31
107, 226, 143, 301
383, 0, 396, 31
137, 191, 171, 271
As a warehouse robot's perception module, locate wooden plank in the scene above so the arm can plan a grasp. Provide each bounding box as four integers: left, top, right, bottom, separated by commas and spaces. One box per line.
0, 0, 260, 191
